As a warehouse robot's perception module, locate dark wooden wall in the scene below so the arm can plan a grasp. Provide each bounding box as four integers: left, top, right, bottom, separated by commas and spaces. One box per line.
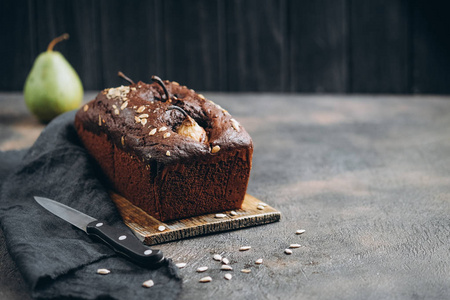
1, 0, 450, 93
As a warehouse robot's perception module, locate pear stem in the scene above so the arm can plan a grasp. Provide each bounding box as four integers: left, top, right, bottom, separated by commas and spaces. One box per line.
151, 75, 170, 102
47, 33, 70, 51
117, 71, 135, 84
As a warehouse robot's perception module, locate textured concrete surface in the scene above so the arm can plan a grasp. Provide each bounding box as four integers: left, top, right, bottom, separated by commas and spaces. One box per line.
1, 93, 450, 299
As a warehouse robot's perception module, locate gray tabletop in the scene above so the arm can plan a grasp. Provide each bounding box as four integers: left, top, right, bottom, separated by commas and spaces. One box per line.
1, 93, 450, 299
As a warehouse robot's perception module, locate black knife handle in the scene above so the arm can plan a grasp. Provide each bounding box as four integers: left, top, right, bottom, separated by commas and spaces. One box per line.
86, 220, 165, 268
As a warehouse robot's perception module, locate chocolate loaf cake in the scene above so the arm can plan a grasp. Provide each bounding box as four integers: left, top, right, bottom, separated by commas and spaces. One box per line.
75, 78, 253, 221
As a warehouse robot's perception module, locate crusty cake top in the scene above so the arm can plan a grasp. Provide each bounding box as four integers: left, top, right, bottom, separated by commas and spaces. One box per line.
75, 80, 253, 164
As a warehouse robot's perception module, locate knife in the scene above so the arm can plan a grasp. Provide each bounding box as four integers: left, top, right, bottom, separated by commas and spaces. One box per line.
34, 196, 166, 268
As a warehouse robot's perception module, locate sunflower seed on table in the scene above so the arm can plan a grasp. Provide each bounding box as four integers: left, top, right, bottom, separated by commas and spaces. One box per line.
176, 263, 187, 269
239, 246, 251, 251
296, 229, 306, 235
256, 205, 265, 210
258, 203, 268, 207
289, 244, 301, 248
199, 276, 212, 283
158, 225, 166, 232
285, 249, 293, 255
221, 265, 233, 271
142, 279, 154, 288
197, 266, 208, 272
215, 213, 226, 218
255, 258, 263, 265
230, 211, 238, 216
221, 257, 230, 265
97, 269, 110, 275
213, 254, 222, 261
224, 273, 232, 280
241, 269, 251, 273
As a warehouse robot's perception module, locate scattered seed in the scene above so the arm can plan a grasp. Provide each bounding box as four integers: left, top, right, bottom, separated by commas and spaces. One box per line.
176, 263, 187, 269
142, 279, 154, 288
120, 101, 128, 110
114, 109, 120, 115
112, 104, 117, 109
215, 213, 226, 218
149, 128, 157, 135
256, 205, 265, 210
224, 273, 232, 280
239, 246, 251, 251
166, 151, 171, 156
197, 266, 208, 273
83, 104, 89, 112
211, 145, 221, 154
135, 116, 141, 123
241, 269, 251, 273
230, 211, 238, 216
158, 225, 166, 232
285, 249, 293, 255
255, 258, 263, 265
198, 94, 205, 100
97, 268, 110, 275
199, 276, 212, 283
213, 254, 222, 261
98, 115, 102, 126
230, 119, 240, 132
137, 106, 146, 113
139, 114, 149, 118
163, 132, 171, 138
159, 126, 167, 132
221, 265, 233, 271
141, 118, 148, 126
296, 229, 306, 235
289, 244, 301, 248
222, 258, 230, 265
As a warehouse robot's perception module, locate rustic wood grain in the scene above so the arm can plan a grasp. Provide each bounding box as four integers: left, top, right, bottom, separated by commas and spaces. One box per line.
225, 0, 285, 91
2, 93, 450, 299
411, 0, 450, 93
33, 0, 103, 90
289, 0, 348, 93
98, 0, 160, 87
163, 0, 222, 91
110, 192, 281, 245
350, 0, 410, 93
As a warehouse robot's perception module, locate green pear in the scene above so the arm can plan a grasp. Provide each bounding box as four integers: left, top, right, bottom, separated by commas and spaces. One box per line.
24, 33, 83, 123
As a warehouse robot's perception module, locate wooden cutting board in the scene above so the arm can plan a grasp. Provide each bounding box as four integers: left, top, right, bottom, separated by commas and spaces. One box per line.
110, 192, 281, 245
